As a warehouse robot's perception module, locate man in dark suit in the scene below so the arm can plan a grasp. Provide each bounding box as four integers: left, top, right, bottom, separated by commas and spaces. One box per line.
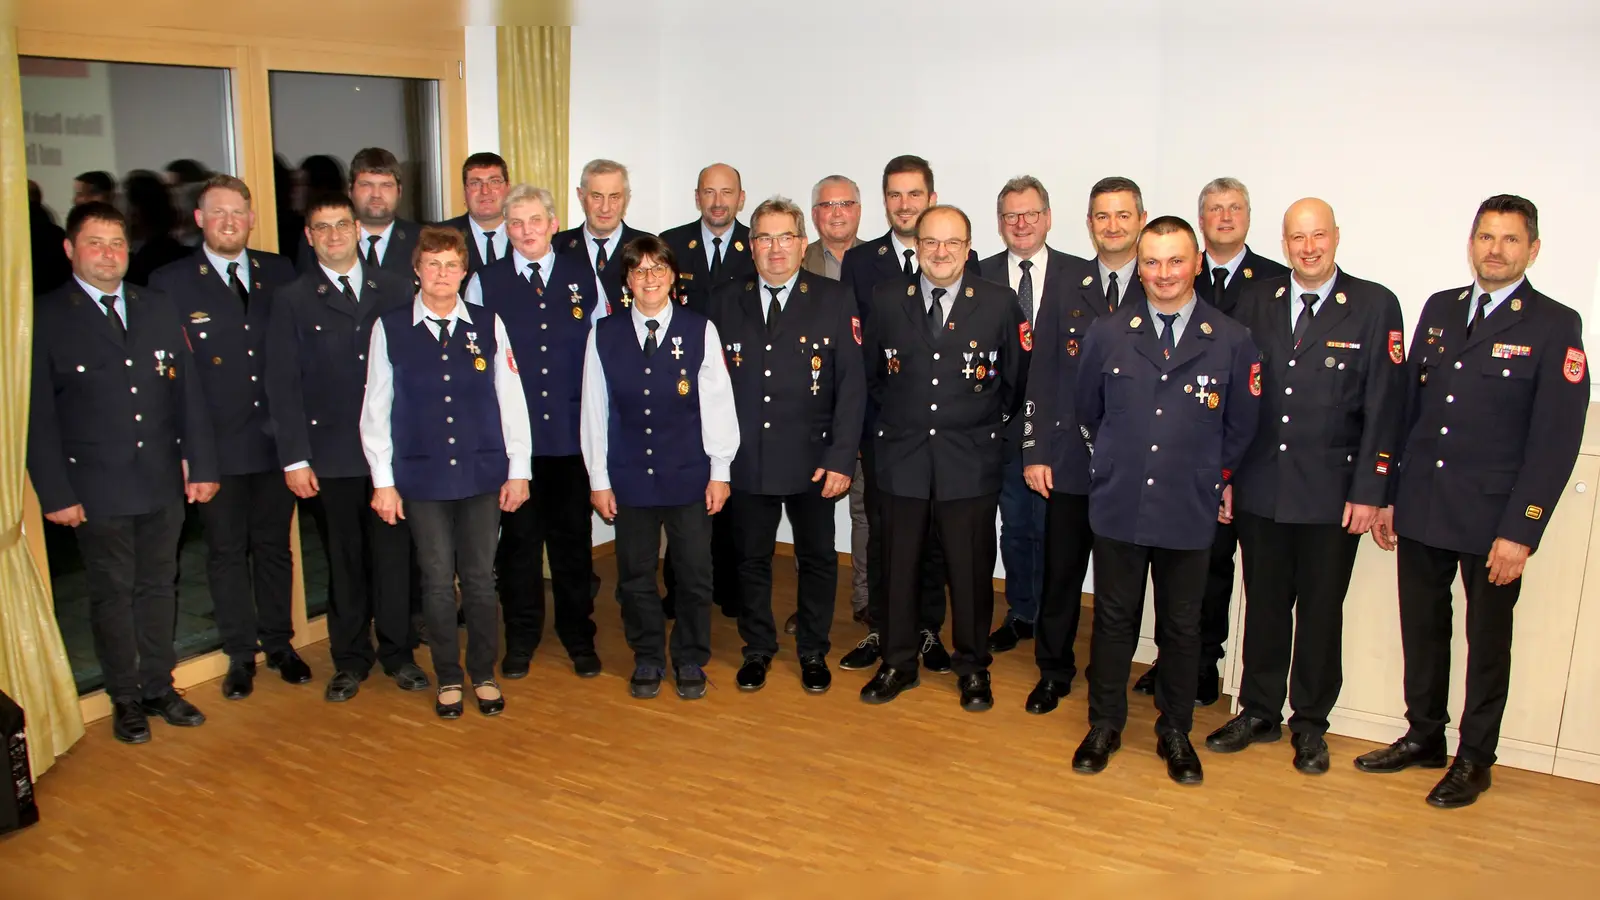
72, 170, 116, 206
837, 155, 978, 674
441, 151, 511, 277
295, 148, 421, 279
708, 196, 865, 693
148, 175, 309, 701
28, 202, 220, 744
552, 159, 654, 318
266, 192, 428, 703
1359, 194, 1587, 809
1208, 198, 1405, 774
858, 204, 1029, 711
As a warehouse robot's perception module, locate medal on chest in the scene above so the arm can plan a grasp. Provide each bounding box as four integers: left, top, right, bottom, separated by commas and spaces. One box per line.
677, 368, 691, 396
466, 332, 487, 370
885, 348, 900, 375
670, 336, 685, 360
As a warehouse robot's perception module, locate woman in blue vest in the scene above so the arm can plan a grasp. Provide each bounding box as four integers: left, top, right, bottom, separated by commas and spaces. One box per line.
580, 236, 741, 701
359, 226, 533, 718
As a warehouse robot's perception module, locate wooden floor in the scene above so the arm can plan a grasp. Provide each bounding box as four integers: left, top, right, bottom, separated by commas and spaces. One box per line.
4, 558, 1600, 873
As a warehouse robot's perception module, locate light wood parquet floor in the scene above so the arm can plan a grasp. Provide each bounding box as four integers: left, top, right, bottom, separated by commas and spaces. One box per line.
3, 557, 1599, 873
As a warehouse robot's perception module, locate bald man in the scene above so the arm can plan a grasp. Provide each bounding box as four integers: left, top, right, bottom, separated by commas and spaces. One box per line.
1205, 198, 1405, 774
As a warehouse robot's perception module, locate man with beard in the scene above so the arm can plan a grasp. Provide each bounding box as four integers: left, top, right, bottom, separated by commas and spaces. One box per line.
295, 148, 420, 280
443, 151, 512, 276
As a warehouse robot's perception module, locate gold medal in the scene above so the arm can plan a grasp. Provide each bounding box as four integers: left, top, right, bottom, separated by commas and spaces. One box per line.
1184, 384, 1193, 393
688, 239, 698, 250
474, 357, 487, 371
572, 306, 584, 319
677, 377, 691, 395
1511, 298, 1522, 311
1207, 393, 1219, 409
811, 355, 822, 371
734, 241, 744, 252
888, 358, 901, 374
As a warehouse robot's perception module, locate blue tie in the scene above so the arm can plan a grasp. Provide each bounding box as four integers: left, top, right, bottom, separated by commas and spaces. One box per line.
1157, 312, 1178, 357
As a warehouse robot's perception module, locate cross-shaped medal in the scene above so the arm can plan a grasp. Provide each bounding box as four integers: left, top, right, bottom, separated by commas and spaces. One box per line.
961, 360, 975, 379
465, 335, 481, 355
732, 345, 743, 367
154, 351, 169, 377
670, 337, 685, 360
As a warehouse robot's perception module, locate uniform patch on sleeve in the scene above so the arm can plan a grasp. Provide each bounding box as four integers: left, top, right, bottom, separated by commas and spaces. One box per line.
1389, 330, 1405, 365
506, 348, 519, 374
1019, 321, 1033, 351
1526, 505, 1544, 521
852, 316, 862, 345
1376, 451, 1391, 476
1565, 347, 1586, 383
1249, 361, 1262, 396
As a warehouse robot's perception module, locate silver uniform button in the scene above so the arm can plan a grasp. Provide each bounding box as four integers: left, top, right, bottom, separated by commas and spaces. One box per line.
1454, 361, 1462, 369
541, 391, 548, 397
1503, 369, 1511, 377
764, 370, 771, 377
1282, 415, 1290, 423
443, 374, 450, 381
1279, 443, 1288, 451
1285, 387, 1293, 395
450, 459, 457, 466
648, 468, 654, 475
644, 389, 650, 396
448, 437, 456, 444
646, 449, 652, 455
1160, 374, 1168, 382
645, 428, 652, 434
933, 353, 941, 360
930, 404, 938, 411
1155, 408, 1162, 416
1441, 427, 1449, 435
1150, 444, 1158, 452
1446, 395, 1455, 403
1436, 460, 1444, 468
1146, 478, 1154, 486
135, 414, 142, 422
543, 414, 550, 420
447, 417, 454, 423
125, 359, 132, 366
929, 429, 936, 435
1288, 360, 1296, 367
932, 378, 938, 385
764, 422, 770, 429
763, 396, 770, 402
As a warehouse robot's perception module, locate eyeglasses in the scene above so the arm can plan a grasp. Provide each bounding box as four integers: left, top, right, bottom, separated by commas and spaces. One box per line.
632, 263, 672, 281
466, 177, 508, 191
752, 233, 800, 249
917, 237, 969, 254
1001, 210, 1046, 226
421, 259, 465, 273
309, 219, 356, 236
814, 200, 858, 211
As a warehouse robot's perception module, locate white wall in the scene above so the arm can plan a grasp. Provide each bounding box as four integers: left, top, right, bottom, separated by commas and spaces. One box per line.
464, 25, 500, 156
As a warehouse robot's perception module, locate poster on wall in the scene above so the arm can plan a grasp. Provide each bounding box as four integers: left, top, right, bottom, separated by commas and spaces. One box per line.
20, 57, 118, 217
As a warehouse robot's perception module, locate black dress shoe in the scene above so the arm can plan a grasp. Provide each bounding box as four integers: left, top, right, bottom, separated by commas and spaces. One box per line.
435, 685, 464, 719
266, 649, 313, 685
860, 665, 920, 704
1157, 731, 1204, 785
838, 632, 881, 670
958, 671, 993, 712
1353, 737, 1448, 773
1133, 663, 1158, 695
474, 680, 505, 716
387, 662, 431, 692
1195, 662, 1220, 707
1024, 678, 1071, 715
784, 613, 798, 635
111, 700, 151, 744
919, 630, 952, 673
222, 659, 255, 700
630, 665, 664, 699
1426, 758, 1492, 809
1292, 732, 1330, 775
141, 690, 206, 727
799, 655, 831, 693
736, 656, 771, 691
324, 669, 365, 702
675, 664, 708, 700
1072, 726, 1121, 774
987, 619, 1034, 654
501, 650, 533, 680
1204, 713, 1282, 753
571, 652, 603, 678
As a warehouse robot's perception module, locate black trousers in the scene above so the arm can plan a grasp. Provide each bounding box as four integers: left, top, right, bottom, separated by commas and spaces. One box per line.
1035, 491, 1094, 682
199, 471, 296, 661
1087, 536, 1208, 735
615, 502, 713, 670
1236, 513, 1361, 735
317, 476, 415, 675
74, 500, 184, 703
880, 492, 997, 677
409, 492, 501, 686
498, 454, 596, 656
729, 486, 839, 660
1199, 520, 1237, 663
862, 439, 948, 633
1397, 537, 1520, 765
662, 506, 741, 613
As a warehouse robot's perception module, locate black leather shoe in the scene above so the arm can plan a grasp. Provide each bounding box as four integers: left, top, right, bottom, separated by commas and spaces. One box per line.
630, 665, 664, 699
324, 669, 365, 702
266, 649, 313, 685
111, 700, 151, 744
222, 659, 255, 700
474, 680, 505, 716
839, 632, 881, 670
919, 630, 952, 673
675, 664, 708, 700
387, 662, 431, 692
1426, 758, 1492, 809
501, 650, 533, 680
987, 619, 1034, 653
1292, 732, 1330, 775
958, 671, 993, 711
1205, 713, 1282, 753
736, 656, 771, 692
784, 613, 798, 635
571, 652, 603, 678
860, 665, 920, 704
1133, 663, 1157, 695
1025, 678, 1072, 715
799, 655, 831, 693
435, 685, 464, 719
1353, 737, 1448, 773
1195, 662, 1220, 707
141, 690, 206, 727
1157, 731, 1204, 785
1072, 726, 1121, 774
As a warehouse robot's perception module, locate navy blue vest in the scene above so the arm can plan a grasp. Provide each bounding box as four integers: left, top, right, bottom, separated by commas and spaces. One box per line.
381, 308, 508, 501
595, 309, 711, 508
477, 254, 596, 458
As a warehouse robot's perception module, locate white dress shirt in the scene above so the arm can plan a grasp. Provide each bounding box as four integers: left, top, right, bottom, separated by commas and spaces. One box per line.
1007, 247, 1049, 325
1152, 294, 1199, 346
318, 260, 365, 301
469, 217, 508, 266
1098, 257, 1138, 307
919, 274, 962, 329
891, 232, 919, 275
758, 272, 800, 324
1205, 247, 1247, 290
357, 221, 396, 266
582, 225, 624, 312
203, 245, 250, 293
76, 275, 126, 326
702, 220, 737, 271
579, 302, 740, 492
359, 295, 533, 491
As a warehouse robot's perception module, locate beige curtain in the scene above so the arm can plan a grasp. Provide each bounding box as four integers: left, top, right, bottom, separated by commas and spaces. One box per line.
497, 25, 570, 224
0, 2, 87, 776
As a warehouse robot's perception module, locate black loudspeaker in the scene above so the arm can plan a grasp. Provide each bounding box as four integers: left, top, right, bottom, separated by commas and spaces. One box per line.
0, 689, 40, 835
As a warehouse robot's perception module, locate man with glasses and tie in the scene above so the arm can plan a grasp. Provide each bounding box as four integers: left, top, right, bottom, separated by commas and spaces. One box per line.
1359, 194, 1586, 809
443, 151, 512, 276
554, 159, 654, 320
266, 193, 426, 703
858, 204, 1029, 712
29, 201, 220, 744
148, 175, 306, 702
464, 184, 607, 680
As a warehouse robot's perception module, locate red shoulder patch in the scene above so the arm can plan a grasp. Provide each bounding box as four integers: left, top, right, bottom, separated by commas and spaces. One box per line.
1019, 321, 1033, 352
506, 348, 519, 375
1249, 361, 1262, 396
1388, 330, 1404, 365
1565, 347, 1586, 384
851, 316, 862, 345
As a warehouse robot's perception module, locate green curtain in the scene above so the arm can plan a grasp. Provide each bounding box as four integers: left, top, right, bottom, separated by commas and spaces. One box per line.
0, 1, 87, 776
497, 25, 570, 223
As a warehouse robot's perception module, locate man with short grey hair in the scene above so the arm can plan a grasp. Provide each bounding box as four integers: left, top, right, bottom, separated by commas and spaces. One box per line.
804, 175, 865, 281
553, 159, 653, 317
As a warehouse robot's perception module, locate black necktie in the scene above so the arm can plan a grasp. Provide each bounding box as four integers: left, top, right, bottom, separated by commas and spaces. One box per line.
1468, 292, 1492, 338
765, 285, 783, 335
483, 232, 498, 266
365, 235, 381, 269
1105, 271, 1119, 311
1157, 312, 1178, 357
430, 316, 451, 347
1211, 266, 1228, 308
228, 261, 249, 310
902, 248, 915, 277
100, 295, 126, 340
710, 236, 724, 283
526, 261, 544, 291
339, 275, 357, 307
594, 238, 608, 273
1017, 259, 1035, 323
1292, 293, 1317, 349
643, 318, 659, 357
928, 287, 947, 340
